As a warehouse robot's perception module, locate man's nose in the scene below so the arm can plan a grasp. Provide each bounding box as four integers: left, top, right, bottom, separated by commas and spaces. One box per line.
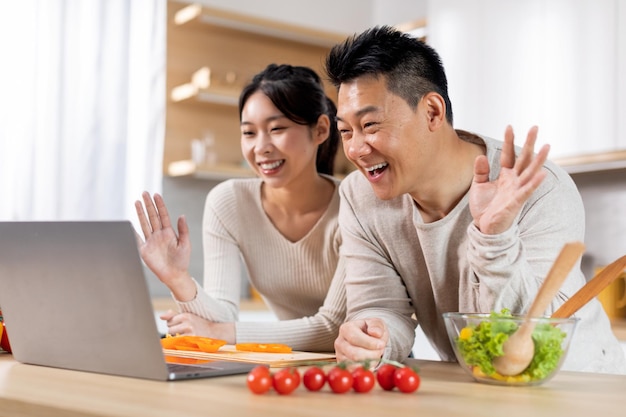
345, 132, 371, 160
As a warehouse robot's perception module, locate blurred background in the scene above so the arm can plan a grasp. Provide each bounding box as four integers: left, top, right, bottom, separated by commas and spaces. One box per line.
0, 1, 624, 317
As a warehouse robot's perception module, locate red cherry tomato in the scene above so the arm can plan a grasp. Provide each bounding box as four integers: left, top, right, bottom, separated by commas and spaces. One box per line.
303, 366, 326, 391
246, 365, 272, 394
249, 365, 270, 377
376, 363, 397, 391
327, 366, 353, 394
272, 368, 301, 395
393, 367, 420, 393
352, 367, 375, 393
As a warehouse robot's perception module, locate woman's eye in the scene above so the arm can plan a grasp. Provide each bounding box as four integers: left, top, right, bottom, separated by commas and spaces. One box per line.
270, 126, 285, 133
241, 130, 254, 137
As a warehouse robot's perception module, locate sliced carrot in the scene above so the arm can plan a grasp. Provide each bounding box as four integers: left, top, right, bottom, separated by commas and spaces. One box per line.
235, 343, 292, 353
160, 335, 227, 353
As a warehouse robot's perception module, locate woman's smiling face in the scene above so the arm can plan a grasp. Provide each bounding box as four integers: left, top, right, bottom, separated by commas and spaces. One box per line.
240, 91, 318, 188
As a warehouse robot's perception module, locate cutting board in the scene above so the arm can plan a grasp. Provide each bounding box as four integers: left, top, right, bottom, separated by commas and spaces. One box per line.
163, 345, 336, 368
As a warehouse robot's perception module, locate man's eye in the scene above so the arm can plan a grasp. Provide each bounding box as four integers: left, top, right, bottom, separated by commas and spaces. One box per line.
339, 129, 352, 140
242, 131, 254, 137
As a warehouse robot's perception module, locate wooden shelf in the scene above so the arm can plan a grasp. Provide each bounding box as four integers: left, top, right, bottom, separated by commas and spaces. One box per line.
553, 149, 626, 174
164, 1, 345, 177
196, 88, 239, 106
173, 2, 348, 47
166, 159, 255, 180
170, 82, 240, 107
193, 163, 255, 180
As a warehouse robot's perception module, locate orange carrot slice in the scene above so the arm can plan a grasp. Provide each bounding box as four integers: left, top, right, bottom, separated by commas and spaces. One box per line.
235, 343, 292, 353
160, 335, 227, 353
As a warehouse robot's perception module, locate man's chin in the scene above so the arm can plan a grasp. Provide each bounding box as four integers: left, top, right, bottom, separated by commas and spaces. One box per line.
372, 186, 396, 201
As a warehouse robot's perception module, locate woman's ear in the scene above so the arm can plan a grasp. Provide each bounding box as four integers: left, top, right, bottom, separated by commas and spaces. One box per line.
422, 92, 447, 131
313, 114, 331, 144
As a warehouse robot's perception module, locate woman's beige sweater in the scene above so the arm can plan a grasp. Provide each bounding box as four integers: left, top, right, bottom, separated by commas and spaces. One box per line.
175, 176, 345, 352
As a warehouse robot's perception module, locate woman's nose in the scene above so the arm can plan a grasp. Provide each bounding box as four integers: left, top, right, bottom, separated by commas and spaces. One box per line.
254, 133, 272, 155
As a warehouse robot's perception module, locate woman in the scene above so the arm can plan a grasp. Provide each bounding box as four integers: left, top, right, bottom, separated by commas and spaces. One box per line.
135, 64, 345, 352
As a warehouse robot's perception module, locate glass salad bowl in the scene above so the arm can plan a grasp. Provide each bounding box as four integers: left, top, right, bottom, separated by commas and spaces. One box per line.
443, 311, 579, 386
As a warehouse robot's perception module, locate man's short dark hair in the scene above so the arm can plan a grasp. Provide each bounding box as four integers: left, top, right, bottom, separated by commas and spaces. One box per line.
325, 25, 453, 124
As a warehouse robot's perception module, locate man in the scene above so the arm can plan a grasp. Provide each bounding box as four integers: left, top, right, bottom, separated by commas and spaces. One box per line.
325, 26, 625, 373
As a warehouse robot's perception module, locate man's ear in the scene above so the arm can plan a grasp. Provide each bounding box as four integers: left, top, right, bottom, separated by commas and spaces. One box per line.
422, 92, 447, 131
314, 114, 331, 144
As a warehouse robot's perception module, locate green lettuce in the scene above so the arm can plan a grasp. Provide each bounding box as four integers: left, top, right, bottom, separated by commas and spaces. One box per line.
455, 310, 566, 381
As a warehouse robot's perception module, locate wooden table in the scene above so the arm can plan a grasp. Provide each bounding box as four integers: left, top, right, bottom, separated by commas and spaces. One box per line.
1, 353, 624, 417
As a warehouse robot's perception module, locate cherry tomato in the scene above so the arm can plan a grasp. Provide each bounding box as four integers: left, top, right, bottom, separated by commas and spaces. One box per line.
393, 367, 420, 393
376, 363, 397, 391
272, 368, 301, 395
303, 366, 326, 391
246, 365, 271, 395
327, 366, 353, 394
352, 367, 375, 393
250, 365, 271, 379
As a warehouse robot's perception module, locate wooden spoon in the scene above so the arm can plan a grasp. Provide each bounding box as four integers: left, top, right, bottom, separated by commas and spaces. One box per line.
493, 241, 586, 376
551, 254, 626, 319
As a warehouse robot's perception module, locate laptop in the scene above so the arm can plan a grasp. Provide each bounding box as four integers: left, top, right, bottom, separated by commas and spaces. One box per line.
0, 221, 257, 381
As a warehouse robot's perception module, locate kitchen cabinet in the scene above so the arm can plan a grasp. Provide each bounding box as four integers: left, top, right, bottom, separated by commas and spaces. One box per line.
553, 150, 626, 174
164, 1, 352, 179
427, 0, 626, 170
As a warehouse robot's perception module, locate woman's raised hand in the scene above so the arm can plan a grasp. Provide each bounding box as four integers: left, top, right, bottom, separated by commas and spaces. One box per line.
135, 192, 194, 296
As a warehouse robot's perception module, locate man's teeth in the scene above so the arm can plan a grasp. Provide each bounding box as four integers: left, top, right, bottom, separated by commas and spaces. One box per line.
366, 162, 388, 172
260, 160, 283, 170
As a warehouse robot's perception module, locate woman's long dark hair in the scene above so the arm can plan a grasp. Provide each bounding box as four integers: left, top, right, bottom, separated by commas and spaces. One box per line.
238, 64, 339, 175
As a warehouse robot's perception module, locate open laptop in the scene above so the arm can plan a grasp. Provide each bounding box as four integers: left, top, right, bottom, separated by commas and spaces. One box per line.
0, 220, 257, 380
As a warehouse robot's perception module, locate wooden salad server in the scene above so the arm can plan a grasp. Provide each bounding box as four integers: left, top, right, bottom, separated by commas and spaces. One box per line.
551, 254, 626, 319
493, 241, 586, 376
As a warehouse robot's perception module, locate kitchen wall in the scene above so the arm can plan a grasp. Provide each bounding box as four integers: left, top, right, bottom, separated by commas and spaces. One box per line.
571, 169, 626, 276
427, 0, 626, 160
187, 0, 427, 34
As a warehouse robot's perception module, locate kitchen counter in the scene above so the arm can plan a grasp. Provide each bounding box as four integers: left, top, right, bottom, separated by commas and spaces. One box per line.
1, 353, 625, 417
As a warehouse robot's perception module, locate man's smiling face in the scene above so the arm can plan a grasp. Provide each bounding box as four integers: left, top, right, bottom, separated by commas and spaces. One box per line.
336, 75, 435, 200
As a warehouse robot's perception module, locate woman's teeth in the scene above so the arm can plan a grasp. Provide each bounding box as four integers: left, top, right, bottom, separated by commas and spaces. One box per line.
260, 160, 284, 170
